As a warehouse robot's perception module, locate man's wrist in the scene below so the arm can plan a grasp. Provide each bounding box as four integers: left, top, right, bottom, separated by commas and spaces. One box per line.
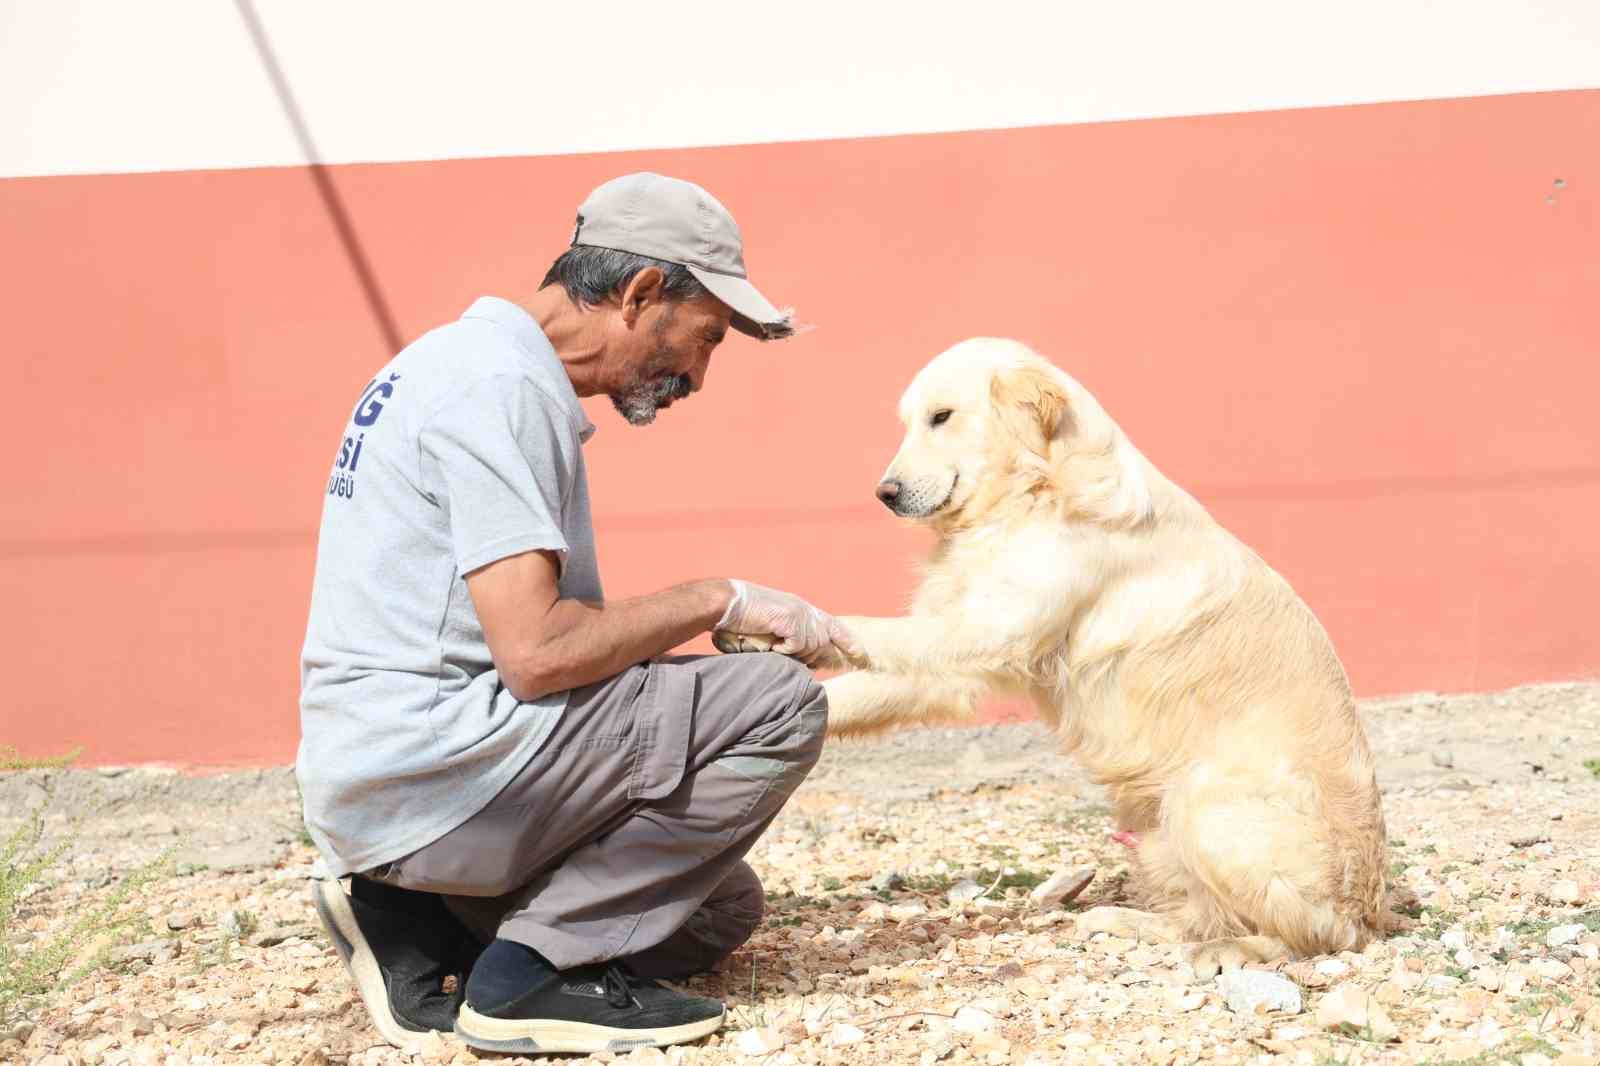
700, 579, 737, 630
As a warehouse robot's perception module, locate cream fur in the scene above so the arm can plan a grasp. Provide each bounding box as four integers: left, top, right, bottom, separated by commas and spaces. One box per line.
717, 337, 1392, 973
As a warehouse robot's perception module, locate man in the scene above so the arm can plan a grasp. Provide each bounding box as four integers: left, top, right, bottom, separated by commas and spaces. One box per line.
296, 172, 853, 1056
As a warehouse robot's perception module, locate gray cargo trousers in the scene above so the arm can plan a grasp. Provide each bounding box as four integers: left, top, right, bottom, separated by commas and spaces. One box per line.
363, 651, 826, 977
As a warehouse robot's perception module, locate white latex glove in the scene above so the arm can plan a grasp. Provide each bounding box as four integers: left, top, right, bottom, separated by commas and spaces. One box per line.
716, 579, 860, 666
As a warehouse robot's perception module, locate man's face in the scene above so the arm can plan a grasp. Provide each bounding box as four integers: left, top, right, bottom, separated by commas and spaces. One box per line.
609, 293, 731, 426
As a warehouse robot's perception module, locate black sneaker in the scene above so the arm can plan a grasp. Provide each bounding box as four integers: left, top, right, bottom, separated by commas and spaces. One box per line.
455, 959, 724, 1055
310, 877, 470, 1048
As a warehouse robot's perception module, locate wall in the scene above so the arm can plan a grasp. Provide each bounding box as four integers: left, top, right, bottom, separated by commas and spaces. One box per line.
2, 2, 1597, 765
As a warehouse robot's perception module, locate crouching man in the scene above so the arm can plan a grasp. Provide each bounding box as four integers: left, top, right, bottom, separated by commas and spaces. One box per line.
296, 172, 853, 1055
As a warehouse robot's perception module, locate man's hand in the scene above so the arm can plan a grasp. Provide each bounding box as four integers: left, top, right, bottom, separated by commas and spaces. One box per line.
715, 580, 860, 667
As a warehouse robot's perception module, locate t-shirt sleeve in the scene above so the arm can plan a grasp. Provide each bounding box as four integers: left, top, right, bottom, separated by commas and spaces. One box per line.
418, 377, 582, 576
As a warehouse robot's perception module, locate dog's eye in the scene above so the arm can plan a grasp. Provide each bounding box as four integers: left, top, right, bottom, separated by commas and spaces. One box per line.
930, 409, 953, 427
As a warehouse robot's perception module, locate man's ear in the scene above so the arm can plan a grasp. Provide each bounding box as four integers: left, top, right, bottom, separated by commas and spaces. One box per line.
990, 364, 1072, 455
618, 266, 665, 327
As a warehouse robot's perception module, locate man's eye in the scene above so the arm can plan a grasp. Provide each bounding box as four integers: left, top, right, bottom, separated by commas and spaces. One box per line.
930, 409, 953, 427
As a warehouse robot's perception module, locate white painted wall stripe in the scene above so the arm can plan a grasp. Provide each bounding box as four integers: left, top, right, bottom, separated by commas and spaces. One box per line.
3, 0, 1597, 178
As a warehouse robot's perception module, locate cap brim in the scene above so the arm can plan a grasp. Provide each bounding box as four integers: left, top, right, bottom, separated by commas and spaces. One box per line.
686, 266, 794, 340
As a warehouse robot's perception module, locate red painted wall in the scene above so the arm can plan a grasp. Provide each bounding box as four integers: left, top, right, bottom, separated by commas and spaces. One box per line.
2, 90, 1596, 766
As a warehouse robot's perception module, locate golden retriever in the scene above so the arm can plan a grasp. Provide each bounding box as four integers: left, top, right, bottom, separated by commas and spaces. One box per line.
716, 337, 1390, 975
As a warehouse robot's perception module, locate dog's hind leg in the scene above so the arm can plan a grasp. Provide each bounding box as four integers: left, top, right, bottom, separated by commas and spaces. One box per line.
820, 671, 988, 739
1073, 906, 1179, 944
1158, 766, 1380, 973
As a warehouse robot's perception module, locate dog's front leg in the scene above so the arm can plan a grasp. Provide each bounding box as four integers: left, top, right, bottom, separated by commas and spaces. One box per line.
837, 613, 1037, 676
821, 670, 988, 739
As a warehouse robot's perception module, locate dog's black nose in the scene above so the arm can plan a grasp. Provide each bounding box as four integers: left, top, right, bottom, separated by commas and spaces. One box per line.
875, 480, 902, 508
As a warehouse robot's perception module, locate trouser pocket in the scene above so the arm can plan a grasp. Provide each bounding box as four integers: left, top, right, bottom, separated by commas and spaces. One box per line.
626, 660, 696, 802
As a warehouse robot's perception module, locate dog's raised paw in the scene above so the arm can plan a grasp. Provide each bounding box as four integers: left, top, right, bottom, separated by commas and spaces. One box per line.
712, 630, 779, 655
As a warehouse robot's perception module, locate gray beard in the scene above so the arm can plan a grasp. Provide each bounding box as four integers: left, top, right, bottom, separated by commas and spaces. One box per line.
611, 324, 691, 426
611, 372, 689, 426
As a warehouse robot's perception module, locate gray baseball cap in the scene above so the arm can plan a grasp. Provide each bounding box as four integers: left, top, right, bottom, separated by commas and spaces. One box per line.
570, 172, 794, 340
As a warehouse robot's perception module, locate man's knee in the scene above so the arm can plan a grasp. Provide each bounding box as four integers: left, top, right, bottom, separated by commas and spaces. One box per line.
705, 653, 827, 794
760, 654, 827, 763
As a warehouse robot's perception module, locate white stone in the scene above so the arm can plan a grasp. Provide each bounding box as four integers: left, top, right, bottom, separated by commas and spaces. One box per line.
826, 1024, 865, 1047
1315, 959, 1350, 977
947, 880, 985, 904
1546, 923, 1587, 948
1215, 971, 1302, 1015
734, 1028, 786, 1056
952, 1007, 999, 1034
1531, 958, 1571, 980
1548, 880, 1582, 905
1028, 867, 1095, 909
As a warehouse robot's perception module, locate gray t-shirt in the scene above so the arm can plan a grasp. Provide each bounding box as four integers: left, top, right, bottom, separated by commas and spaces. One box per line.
296, 296, 601, 879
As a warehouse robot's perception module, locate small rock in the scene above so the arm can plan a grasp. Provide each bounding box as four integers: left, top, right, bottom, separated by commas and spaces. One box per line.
1166, 988, 1206, 1012
826, 1023, 865, 1047
1441, 929, 1469, 951
1547, 880, 1582, 904
251, 923, 318, 948
889, 903, 928, 922
1511, 833, 1552, 849
1315, 959, 1350, 977
1315, 984, 1399, 1042
947, 879, 985, 904
870, 870, 905, 893
1547, 923, 1587, 948
165, 913, 193, 931
1531, 958, 1572, 980
859, 902, 889, 923
1431, 749, 1454, 768
1215, 970, 1303, 1015
734, 1027, 785, 1056
952, 1007, 999, 1033
1424, 974, 1463, 990
1028, 867, 1095, 909
920, 1036, 958, 1064
109, 938, 179, 965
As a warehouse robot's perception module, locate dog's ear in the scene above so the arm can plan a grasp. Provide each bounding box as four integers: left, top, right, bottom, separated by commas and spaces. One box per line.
990, 363, 1072, 455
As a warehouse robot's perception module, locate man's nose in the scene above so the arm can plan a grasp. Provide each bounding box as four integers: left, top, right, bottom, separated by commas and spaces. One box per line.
875, 479, 902, 508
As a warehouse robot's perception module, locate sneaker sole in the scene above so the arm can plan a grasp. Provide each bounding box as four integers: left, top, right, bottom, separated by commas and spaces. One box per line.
454, 1002, 724, 1054
310, 879, 457, 1050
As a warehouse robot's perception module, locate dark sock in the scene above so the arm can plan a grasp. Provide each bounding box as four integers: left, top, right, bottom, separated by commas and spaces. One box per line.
466, 938, 559, 1010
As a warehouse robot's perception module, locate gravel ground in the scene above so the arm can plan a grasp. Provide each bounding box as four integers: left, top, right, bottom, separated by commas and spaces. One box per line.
4, 680, 1599, 1066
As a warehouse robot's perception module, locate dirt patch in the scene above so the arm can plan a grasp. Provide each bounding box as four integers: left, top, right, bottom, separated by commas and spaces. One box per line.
5, 681, 1600, 1064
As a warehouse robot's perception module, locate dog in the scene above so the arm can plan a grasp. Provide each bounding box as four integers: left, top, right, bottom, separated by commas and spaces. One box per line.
716, 337, 1391, 975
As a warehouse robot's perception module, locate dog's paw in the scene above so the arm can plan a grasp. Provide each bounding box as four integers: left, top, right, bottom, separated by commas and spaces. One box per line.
712, 630, 779, 655
1188, 935, 1289, 980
